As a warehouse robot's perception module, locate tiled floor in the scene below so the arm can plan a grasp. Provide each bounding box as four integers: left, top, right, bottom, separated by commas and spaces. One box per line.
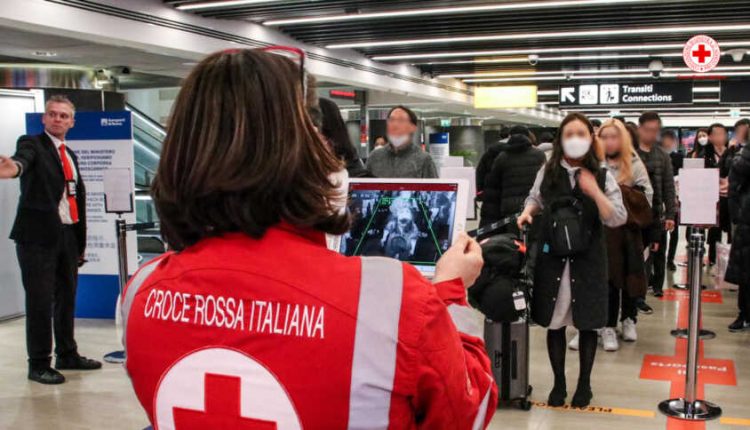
0, 260, 748, 429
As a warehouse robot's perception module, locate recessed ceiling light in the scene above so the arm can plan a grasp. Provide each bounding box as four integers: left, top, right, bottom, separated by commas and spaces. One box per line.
372, 41, 750, 61
177, 0, 283, 11
328, 24, 750, 50
31, 51, 57, 57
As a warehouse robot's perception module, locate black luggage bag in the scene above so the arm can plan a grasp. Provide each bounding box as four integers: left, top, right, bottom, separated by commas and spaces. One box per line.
469, 216, 533, 410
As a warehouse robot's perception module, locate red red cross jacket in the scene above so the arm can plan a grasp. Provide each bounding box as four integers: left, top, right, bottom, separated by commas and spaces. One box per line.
122, 224, 497, 430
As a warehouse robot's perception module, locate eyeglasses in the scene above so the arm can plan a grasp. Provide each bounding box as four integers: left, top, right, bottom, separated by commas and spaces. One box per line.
260, 46, 308, 106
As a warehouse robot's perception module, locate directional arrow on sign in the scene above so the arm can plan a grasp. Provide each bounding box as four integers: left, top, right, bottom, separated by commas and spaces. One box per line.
561, 87, 576, 103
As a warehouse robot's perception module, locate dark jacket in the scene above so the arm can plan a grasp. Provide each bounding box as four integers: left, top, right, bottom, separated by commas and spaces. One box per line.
726, 145, 750, 285
532, 167, 609, 331
345, 158, 372, 178
637, 145, 676, 243
476, 140, 507, 196
606, 185, 652, 297
479, 135, 545, 227
10, 133, 87, 254
696, 144, 733, 231
669, 150, 684, 175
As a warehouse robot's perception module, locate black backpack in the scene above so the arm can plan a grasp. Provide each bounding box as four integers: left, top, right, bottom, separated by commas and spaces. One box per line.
544, 170, 606, 257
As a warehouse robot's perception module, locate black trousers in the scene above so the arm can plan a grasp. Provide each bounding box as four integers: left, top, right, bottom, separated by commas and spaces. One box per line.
607, 284, 637, 327
739, 282, 750, 320
16, 226, 80, 370
647, 231, 668, 293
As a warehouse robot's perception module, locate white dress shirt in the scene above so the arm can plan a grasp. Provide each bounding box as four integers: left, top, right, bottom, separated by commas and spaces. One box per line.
46, 131, 78, 225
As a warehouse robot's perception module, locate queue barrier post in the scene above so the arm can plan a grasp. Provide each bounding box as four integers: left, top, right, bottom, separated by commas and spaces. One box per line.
658, 227, 722, 421
670, 226, 716, 340
103, 219, 158, 364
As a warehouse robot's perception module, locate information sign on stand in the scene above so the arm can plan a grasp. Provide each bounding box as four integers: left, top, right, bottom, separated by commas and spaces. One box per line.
679, 168, 719, 226
103, 168, 134, 214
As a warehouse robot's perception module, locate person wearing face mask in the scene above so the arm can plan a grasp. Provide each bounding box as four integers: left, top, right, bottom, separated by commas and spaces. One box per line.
598, 119, 653, 351
518, 113, 627, 408
365, 105, 438, 179
690, 128, 709, 158
696, 123, 732, 265
636, 112, 676, 303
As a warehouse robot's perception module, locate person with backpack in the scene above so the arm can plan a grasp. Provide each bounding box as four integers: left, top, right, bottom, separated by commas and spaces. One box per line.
480, 125, 545, 229
518, 113, 627, 408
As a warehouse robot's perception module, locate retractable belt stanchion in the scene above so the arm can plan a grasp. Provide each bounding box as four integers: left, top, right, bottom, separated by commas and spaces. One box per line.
670, 227, 716, 340
658, 228, 722, 421
103, 219, 157, 364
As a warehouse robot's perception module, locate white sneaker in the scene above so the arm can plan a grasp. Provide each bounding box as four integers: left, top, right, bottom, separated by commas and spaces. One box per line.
568, 332, 579, 350
622, 318, 638, 342
602, 327, 619, 351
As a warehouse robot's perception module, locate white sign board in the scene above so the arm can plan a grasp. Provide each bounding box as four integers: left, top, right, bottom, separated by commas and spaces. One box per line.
439, 166, 477, 219
679, 168, 719, 226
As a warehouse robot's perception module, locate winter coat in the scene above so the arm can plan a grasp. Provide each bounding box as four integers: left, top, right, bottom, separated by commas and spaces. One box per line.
726, 145, 750, 285
606, 185, 652, 297
479, 135, 545, 227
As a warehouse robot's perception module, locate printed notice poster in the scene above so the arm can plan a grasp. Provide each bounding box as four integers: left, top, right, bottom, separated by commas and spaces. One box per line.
26, 111, 137, 318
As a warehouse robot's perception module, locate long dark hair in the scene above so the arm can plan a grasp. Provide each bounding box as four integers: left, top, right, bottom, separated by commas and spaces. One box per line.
151, 49, 349, 250
319, 97, 359, 163
545, 112, 602, 181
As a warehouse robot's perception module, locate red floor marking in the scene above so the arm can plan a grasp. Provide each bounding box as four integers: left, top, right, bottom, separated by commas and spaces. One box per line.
641, 260, 736, 430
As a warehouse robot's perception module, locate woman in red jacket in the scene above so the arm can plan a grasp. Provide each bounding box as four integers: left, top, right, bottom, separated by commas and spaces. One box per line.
122, 48, 496, 430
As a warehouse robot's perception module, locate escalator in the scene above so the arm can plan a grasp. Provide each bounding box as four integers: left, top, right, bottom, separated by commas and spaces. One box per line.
126, 103, 163, 225
127, 103, 166, 260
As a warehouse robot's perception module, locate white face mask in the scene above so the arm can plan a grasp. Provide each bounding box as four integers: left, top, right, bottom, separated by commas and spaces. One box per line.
697, 136, 709, 146
562, 137, 592, 160
387, 134, 411, 148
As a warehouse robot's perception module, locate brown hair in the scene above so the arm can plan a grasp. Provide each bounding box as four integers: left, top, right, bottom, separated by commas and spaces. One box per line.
152, 49, 348, 250
543, 113, 602, 194
545, 112, 602, 176
599, 118, 634, 185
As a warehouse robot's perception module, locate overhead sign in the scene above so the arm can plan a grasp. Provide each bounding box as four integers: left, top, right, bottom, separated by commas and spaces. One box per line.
720, 81, 750, 103
474, 85, 538, 109
329, 89, 356, 99
558, 82, 693, 106
683, 35, 721, 73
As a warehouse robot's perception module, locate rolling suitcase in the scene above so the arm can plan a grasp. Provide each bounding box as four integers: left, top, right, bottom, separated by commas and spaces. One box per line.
484, 316, 532, 410
475, 220, 533, 411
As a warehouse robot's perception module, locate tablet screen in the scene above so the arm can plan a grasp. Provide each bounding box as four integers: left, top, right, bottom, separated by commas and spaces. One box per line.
340, 182, 459, 275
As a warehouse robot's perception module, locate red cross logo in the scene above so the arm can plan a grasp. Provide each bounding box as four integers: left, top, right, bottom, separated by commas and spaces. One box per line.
154, 347, 302, 430
691, 44, 712, 64
683, 35, 721, 73
640, 287, 736, 430
173, 373, 277, 430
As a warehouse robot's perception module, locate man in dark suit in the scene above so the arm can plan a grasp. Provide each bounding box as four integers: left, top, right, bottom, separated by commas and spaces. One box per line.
0, 95, 101, 384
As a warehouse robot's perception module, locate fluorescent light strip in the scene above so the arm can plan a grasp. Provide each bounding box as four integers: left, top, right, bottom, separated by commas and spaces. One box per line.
264, 0, 655, 26
328, 24, 750, 49
695, 99, 722, 103
416, 53, 682, 66
465, 70, 750, 83
177, 0, 282, 11
450, 65, 750, 80
693, 87, 721, 93
372, 41, 750, 61
574, 106, 743, 112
